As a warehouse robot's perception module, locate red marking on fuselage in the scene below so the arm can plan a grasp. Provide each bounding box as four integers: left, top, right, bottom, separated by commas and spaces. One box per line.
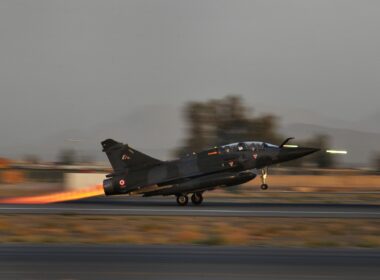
119, 179, 126, 186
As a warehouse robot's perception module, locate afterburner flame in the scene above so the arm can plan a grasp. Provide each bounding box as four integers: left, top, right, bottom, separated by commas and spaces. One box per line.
0, 185, 104, 204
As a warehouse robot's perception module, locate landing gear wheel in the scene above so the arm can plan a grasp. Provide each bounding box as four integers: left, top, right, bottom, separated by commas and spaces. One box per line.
176, 195, 188, 206
191, 192, 203, 205
260, 168, 269, 190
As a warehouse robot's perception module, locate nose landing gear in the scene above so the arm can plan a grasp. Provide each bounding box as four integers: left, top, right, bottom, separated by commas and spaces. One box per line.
260, 168, 269, 190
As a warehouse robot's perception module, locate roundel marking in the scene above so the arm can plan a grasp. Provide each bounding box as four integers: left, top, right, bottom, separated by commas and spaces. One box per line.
119, 179, 126, 187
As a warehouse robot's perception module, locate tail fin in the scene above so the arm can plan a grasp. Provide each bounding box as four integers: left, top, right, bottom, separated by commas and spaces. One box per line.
101, 139, 162, 172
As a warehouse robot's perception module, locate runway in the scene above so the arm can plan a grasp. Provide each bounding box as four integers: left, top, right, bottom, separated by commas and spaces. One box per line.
0, 245, 379, 279
0, 197, 379, 218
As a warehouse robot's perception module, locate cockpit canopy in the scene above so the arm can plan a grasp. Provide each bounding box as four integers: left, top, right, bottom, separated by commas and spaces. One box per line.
220, 141, 278, 152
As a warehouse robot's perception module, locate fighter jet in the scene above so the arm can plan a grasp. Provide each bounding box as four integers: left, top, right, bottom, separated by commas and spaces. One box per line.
101, 138, 319, 206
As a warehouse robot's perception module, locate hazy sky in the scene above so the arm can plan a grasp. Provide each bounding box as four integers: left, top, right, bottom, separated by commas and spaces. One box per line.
0, 0, 379, 158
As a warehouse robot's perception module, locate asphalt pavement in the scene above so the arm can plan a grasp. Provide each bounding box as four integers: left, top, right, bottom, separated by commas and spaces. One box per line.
0, 197, 379, 218
0, 245, 379, 279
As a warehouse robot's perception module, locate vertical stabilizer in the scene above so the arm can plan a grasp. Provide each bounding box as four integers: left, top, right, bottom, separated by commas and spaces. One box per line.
101, 139, 162, 172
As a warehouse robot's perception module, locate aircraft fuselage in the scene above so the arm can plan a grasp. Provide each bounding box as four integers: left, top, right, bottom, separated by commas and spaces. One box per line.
102, 140, 318, 203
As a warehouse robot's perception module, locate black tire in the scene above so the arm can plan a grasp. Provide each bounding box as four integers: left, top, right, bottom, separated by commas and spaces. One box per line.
260, 184, 269, 190
176, 195, 188, 206
191, 192, 203, 205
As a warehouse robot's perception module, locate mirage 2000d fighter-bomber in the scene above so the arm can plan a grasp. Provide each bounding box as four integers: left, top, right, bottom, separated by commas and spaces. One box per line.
101, 138, 319, 206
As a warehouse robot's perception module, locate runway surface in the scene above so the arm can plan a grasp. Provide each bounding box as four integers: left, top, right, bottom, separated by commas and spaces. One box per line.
0, 197, 379, 218
0, 245, 379, 279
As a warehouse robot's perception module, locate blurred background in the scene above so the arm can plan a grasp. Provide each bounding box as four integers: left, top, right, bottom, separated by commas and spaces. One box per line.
0, 1, 379, 278
0, 0, 379, 166
0, 0, 380, 240
0, 93, 379, 197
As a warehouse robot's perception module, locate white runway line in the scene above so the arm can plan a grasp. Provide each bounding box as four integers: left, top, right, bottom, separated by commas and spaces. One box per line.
0, 206, 379, 216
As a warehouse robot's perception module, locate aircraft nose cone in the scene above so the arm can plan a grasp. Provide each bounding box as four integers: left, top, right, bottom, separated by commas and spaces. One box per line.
278, 147, 320, 162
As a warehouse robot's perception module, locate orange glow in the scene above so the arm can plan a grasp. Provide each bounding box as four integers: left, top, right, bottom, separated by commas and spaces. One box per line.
208, 151, 218, 156
0, 185, 104, 204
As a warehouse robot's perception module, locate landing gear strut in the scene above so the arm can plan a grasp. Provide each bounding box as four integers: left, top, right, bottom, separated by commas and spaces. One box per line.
176, 194, 188, 206
191, 192, 203, 205
260, 168, 269, 190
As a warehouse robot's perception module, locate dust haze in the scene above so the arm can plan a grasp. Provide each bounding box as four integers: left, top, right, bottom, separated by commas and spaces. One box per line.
0, 0, 379, 163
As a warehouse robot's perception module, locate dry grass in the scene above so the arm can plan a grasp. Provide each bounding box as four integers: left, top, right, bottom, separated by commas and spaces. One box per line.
0, 215, 379, 248
2, 184, 380, 206
2, 174, 380, 197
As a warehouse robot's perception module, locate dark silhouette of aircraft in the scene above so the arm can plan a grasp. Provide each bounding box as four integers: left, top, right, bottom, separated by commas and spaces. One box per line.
101, 138, 318, 206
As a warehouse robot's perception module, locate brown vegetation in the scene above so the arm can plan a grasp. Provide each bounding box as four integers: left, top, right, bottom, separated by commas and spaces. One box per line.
0, 215, 379, 248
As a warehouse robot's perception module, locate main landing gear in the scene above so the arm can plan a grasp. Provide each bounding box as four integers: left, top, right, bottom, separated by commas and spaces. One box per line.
260, 168, 269, 190
191, 192, 203, 205
176, 192, 203, 206
176, 194, 189, 206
